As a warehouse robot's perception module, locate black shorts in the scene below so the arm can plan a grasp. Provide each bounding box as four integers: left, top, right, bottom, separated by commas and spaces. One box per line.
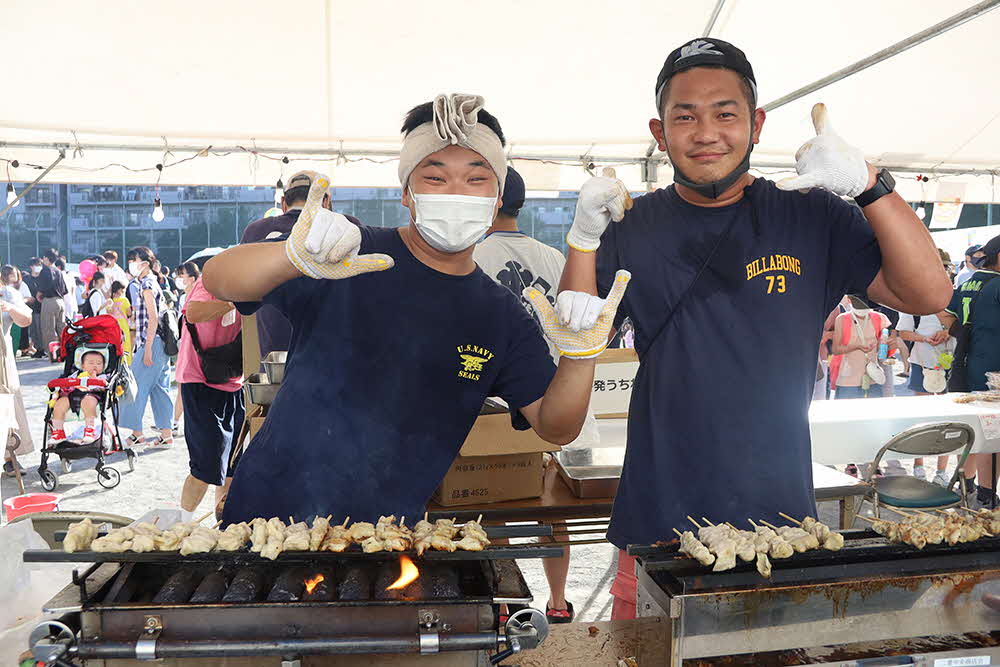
181, 382, 245, 486
65, 389, 102, 415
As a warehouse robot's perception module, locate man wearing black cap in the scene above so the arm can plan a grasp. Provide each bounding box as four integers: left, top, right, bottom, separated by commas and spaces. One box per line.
941, 233, 1000, 508
956, 244, 985, 288
559, 37, 952, 619
240, 171, 361, 360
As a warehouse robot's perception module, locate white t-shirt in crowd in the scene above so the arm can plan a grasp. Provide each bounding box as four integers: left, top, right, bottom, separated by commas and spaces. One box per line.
896, 312, 956, 369
955, 265, 976, 288
87, 291, 106, 316
473, 231, 566, 361
62, 271, 78, 318
104, 264, 129, 290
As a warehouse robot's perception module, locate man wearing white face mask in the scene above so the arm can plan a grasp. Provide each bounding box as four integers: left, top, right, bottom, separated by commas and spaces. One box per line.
203, 94, 630, 526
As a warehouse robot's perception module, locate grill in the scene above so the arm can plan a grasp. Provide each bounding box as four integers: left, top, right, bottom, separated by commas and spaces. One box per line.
24, 526, 557, 666
630, 529, 1000, 665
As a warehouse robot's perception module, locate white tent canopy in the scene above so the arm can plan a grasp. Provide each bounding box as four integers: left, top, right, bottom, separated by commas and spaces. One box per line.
3, 0, 1000, 201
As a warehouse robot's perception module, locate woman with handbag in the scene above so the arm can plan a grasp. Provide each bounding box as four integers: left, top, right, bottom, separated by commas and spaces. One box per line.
119, 246, 175, 447
829, 297, 893, 399
175, 274, 244, 522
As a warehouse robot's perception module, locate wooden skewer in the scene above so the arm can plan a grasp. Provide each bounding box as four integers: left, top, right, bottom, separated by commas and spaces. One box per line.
476, 514, 483, 525
747, 519, 759, 528
687, 516, 702, 529
759, 519, 780, 530
194, 511, 213, 524
672, 528, 683, 538
424, 512, 429, 523
701, 517, 715, 526
778, 512, 803, 526
151, 517, 159, 526
854, 514, 881, 524
289, 516, 294, 525
325, 515, 332, 522
212, 519, 223, 529
399, 516, 405, 527
726, 522, 738, 530
341, 516, 350, 527
957, 506, 980, 515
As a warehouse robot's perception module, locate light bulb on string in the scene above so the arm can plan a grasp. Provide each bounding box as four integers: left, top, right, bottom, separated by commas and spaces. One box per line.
152, 197, 165, 222
275, 178, 284, 206
5, 159, 19, 208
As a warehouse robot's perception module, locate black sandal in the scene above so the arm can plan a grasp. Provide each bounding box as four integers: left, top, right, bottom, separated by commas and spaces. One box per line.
546, 601, 574, 624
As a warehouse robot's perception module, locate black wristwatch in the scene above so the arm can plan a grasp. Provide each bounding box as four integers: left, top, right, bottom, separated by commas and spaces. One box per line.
854, 168, 895, 208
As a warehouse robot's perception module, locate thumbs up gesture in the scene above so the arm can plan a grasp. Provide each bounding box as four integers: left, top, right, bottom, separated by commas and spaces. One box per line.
285, 172, 394, 279
776, 103, 871, 198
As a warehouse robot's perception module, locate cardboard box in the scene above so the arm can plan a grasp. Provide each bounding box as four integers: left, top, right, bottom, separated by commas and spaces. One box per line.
434, 413, 559, 506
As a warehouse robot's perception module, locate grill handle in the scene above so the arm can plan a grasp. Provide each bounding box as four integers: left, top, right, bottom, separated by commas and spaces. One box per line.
75, 633, 499, 659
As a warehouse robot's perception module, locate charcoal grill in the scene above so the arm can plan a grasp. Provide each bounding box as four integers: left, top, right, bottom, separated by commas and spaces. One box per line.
24, 526, 558, 666
629, 528, 1000, 665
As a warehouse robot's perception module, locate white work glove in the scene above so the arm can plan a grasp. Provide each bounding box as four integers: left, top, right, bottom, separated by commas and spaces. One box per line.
566, 168, 633, 253
776, 103, 871, 197
285, 172, 394, 279
523, 271, 631, 359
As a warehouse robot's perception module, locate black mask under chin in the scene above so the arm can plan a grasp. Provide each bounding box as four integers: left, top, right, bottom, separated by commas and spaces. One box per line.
663, 121, 754, 199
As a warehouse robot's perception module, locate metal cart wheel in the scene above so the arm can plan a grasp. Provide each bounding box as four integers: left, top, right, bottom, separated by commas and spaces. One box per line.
126, 449, 136, 472
39, 468, 58, 492
96, 465, 121, 489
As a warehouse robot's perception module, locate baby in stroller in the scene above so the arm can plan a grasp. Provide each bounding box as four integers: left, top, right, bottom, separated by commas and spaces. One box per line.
47, 346, 111, 445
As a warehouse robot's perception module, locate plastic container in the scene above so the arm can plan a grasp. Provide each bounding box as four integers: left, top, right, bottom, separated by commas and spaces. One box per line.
3, 493, 61, 520
878, 329, 889, 360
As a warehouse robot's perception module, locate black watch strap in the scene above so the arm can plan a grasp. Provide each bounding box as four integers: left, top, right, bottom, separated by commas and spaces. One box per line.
854, 168, 895, 208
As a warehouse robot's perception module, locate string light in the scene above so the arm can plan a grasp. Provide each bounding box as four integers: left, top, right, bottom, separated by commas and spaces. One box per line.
151, 163, 164, 221
5, 160, 19, 208
274, 178, 284, 205
151, 197, 165, 222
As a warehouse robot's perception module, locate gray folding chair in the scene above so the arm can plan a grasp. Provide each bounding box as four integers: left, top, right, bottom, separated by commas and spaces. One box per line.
860, 422, 975, 518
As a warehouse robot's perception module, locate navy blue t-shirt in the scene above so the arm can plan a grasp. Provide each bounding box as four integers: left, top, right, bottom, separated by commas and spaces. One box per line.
946, 269, 1000, 391
222, 226, 556, 525
596, 179, 882, 548
240, 209, 362, 359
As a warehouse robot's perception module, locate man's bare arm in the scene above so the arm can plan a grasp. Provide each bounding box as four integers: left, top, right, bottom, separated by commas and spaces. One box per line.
519, 357, 596, 445
202, 242, 301, 303
862, 171, 952, 315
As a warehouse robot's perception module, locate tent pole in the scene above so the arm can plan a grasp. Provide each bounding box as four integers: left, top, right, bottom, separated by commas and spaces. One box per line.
762, 0, 1000, 112
703, 0, 727, 37
0, 150, 65, 217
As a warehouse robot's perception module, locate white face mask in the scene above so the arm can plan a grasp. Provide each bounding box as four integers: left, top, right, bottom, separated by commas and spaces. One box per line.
410, 187, 497, 253
30, 266, 41, 276
128, 261, 142, 276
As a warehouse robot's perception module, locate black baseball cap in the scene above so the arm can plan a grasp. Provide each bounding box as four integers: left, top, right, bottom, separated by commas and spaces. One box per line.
500, 166, 525, 217
655, 38, 757, 111
972, 235, 1000, 267
965, 244, 983, 257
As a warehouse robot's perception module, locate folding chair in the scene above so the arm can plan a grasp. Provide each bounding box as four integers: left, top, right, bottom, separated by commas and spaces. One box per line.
860, 422, 975, 518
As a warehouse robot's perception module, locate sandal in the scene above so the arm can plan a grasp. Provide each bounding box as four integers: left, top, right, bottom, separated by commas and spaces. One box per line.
546, 601, 574, 624
148, 435, 173, 448
125, 434, 143, 447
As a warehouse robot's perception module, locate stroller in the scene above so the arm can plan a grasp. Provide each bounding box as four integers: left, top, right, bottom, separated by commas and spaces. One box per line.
37, 315, 136, 491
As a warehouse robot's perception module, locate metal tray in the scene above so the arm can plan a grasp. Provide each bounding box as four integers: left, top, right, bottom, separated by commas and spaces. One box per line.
555, 447, 624, 498
262, 351, 288, 384
245, 373, 280, 405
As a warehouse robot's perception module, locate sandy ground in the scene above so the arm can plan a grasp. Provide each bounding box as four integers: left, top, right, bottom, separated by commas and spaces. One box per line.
0, 354, 942, 648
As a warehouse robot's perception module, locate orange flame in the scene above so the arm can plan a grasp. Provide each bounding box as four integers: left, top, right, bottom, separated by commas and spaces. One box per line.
386, 555, 420, 590
304, 573, 325, 594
